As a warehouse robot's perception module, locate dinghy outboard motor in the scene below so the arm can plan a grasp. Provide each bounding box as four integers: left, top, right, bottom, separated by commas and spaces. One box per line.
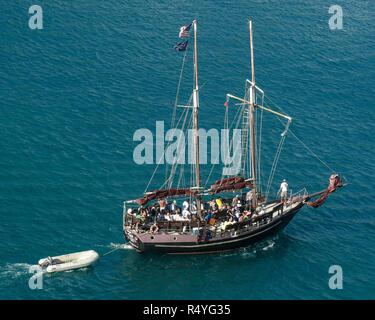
39, 256, 53, 268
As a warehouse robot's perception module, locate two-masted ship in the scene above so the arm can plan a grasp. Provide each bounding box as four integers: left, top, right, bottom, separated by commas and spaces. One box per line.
122, 20, 344, 254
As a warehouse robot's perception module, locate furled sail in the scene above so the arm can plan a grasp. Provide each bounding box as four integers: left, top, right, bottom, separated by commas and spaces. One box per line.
135, 188, 198, 206
306, 174, 342, 208
209, 176, 253, 194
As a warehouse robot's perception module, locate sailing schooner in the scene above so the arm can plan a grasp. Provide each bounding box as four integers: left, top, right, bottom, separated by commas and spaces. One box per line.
123, 20, 344, 254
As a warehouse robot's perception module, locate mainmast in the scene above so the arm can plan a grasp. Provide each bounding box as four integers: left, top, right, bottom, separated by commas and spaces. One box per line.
249, 20, 258, 208
192, 19, 202, 216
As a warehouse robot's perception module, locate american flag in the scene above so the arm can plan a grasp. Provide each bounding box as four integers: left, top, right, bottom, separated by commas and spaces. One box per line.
179, 23, 192, 38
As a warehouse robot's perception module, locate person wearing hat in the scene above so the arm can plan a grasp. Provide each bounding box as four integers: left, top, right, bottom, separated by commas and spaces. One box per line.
278, 179, 289, 203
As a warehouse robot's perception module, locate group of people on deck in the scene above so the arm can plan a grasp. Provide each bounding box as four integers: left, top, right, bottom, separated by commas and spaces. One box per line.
127, 180, 289, 233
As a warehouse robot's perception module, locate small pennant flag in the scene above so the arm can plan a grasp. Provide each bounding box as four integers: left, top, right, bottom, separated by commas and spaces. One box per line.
174, 41, 189, 52
224, 96, 229, 107
179, 23, 192, 38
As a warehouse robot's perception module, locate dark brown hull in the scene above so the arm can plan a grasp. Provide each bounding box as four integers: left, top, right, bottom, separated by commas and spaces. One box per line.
124, 203, 303, 254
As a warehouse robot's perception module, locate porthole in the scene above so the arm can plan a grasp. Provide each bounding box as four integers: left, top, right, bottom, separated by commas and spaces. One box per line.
173, 237, 177, 241
150, 236, 154, 240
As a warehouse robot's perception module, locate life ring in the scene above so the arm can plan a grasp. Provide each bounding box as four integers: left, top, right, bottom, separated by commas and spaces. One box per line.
150, 223, 159, 234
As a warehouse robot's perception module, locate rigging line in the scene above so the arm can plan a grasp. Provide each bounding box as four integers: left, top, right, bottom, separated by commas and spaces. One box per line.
245, 112, 250, 177
163, 107, 191, 190
144, 49, 206, 193
204, 106, 228, 188
180, 82, 208, 187
175, 123, 189, 190
243, 84, 249, 178
171, 49, 188, 129
269, 105, 336, 174
273, 137, 286, 181
191, 115, 196, 190
165, 93, 193, 174
145, 103, 190, 193
257, 92, 264, 185
265, 141, 280, 198
258, 101, 264, 194
265, 133, 286, 200
204, 97, 243, 188
288, 128, 335, 173
177, 163, 185, 189
265, 117, 289, 199
168, 108, 190, 188
226, 102, 246, 180
166, 92, 193, 180
190, 153, 195, 193
269, 129, 287, 190
166, 50, 187, 182
247, 124, 250, 178
204, 104, 228, 189
269, 124, 288, 192
263, 94, 287, 117
226, 101, 246, 178
254, 94, 259, 181
246, 87, 251, 178
185, 112, 194, 190
263, 94, 336, 174
145, 143, 167, 193
166, 51, 190, 181
167, 109, 193, 189
220, 99, 244, 180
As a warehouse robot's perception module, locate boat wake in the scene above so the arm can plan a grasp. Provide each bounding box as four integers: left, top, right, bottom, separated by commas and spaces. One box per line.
215, 237, 278, 259
109, 242, 134, 250
0, 263, 33, 280
63, 267, 89, 273
261, 241, 275, 251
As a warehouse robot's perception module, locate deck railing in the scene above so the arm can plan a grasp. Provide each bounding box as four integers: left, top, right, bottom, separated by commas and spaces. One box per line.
122, 191, 297, 242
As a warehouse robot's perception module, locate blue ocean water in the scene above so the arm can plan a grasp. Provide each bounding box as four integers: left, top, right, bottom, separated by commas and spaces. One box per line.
0, 0, 374, 299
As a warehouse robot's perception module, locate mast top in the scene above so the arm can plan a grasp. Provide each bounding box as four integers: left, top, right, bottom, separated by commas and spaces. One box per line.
249, 20, 255, 85
193, 19, 199, 92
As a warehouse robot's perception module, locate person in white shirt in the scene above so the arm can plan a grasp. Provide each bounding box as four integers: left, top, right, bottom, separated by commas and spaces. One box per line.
277, 179, 288, 203
172, 212, 181, 221
232, 195, 239, 207
183, 200, 189, 210
246, 189, 254, 204
182, 208, 190, 220
190, 201, 197, 215
165, 212, 172, 221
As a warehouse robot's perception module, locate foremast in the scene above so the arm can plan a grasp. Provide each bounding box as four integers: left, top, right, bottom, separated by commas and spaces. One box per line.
192, 20, 202, 216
